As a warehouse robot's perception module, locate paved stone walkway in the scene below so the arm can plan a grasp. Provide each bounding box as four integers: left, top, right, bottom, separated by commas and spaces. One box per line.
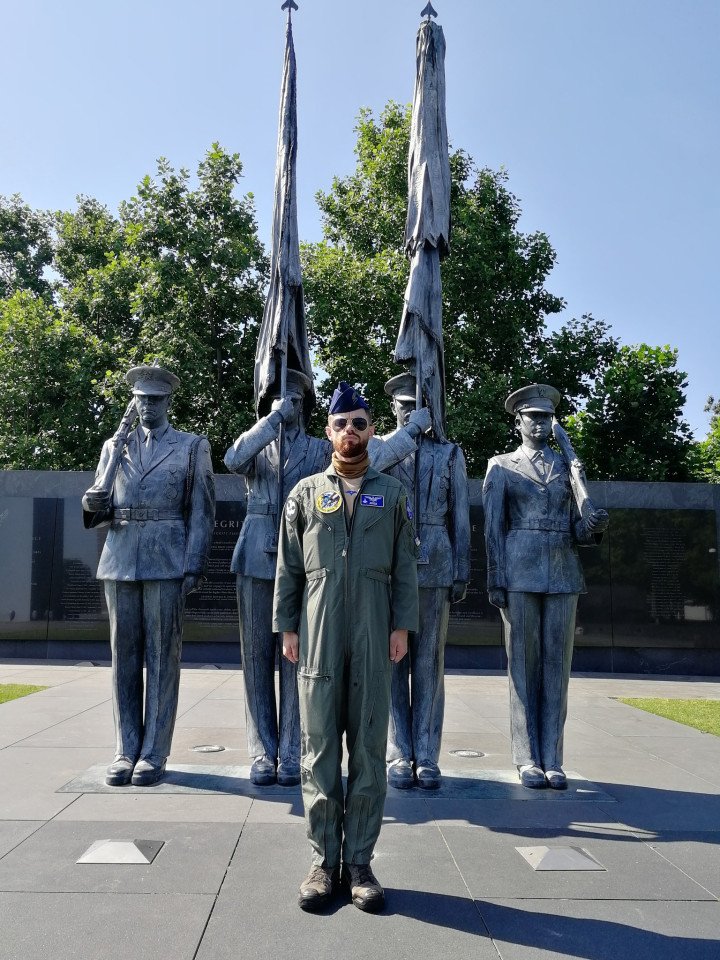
0, 662, 718, 959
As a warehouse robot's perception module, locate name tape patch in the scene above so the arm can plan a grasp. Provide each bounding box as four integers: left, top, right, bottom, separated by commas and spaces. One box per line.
360, 494, 384, 508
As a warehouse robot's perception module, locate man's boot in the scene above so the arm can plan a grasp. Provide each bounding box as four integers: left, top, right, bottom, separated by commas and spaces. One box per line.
342, 863, 385, 912
298, 865, 339, 912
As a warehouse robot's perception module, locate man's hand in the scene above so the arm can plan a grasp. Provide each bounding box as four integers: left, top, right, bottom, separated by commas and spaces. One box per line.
283, 631, 299, 663
586, 508, 610, 534
389, 629, 408, 663
83, 490, 111, 513
451, 581, 467, 604
182, 574, 202, 598
408, 407, 431, 436
488, 588, 507, 610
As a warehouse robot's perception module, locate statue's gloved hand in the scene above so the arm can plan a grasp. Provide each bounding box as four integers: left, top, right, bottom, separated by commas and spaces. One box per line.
271, 397, 296, 424
586, 508, 610, 533
408, 407, 432, 436
488, 588, 507, 610
83, 490, 111, 513
451, 581, 468, 604
182, 574, 203, 598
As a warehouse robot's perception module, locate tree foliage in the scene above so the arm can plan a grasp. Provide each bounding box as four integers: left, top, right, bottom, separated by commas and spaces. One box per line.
565, 344, 694, 481
688, 397, 720, 483
302, 104, 619, 473
0, 145, 268, 469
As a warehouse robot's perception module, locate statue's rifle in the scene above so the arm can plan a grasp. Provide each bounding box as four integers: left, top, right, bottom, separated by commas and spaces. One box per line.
551, 418, 607, 526
89, 398, 138, 496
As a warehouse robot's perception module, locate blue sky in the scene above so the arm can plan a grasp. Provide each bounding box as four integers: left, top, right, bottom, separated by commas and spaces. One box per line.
2, 0, 718, 435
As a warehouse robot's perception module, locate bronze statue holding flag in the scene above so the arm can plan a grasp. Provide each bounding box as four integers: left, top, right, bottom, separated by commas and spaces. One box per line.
385, 9, 471, 791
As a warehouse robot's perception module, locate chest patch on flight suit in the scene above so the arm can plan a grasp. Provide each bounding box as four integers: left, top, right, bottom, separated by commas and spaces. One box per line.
316, 490, 342, 514
360, 494, 384, 508
285, 498, 299, 522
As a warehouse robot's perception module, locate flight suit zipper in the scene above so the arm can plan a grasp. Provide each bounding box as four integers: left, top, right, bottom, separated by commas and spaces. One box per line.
340, 473, 368, 656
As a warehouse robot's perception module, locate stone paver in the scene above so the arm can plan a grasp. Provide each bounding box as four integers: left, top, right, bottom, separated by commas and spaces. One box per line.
0, 663, 719, 958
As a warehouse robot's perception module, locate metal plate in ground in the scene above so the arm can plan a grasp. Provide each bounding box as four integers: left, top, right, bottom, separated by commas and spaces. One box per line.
516, 845, 606, 871
77, 839, 164, 864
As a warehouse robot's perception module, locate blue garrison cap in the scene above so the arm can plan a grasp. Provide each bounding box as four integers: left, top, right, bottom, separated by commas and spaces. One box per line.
328, 381, 370, 415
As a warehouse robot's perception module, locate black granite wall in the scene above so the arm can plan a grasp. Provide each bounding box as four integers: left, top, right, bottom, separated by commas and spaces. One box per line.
1, 472, 719, 674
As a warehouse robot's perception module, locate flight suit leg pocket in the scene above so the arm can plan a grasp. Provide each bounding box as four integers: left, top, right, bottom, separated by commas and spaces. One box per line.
297, 667, 334, 741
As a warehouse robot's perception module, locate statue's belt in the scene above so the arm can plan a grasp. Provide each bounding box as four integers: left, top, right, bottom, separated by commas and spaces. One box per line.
418, 514, 446, 526
114, 508, 184, 521
509, 519, 570, 533
246, 503, 276, 517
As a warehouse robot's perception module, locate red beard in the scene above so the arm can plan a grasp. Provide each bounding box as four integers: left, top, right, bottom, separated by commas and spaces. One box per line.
334, 433, 368, 459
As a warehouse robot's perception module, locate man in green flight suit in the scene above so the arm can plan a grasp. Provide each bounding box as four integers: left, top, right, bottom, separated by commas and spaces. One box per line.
273, 381, 419, 913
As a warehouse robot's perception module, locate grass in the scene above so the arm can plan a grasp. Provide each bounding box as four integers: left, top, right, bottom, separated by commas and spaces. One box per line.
618, 698, 720, 737
0, 684, 47, 705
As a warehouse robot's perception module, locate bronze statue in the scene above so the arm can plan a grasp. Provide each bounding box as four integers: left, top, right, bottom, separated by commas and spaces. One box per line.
482, 384, 609, 789
384, 372, 470, 790
83, 364, 215, 786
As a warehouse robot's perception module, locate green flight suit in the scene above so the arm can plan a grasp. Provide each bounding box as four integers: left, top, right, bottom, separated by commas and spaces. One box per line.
273, 464, 419, 868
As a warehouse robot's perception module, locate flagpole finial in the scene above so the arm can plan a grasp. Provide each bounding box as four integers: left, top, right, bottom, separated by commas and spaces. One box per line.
282, 0, 299, 19
421, 2, 437, 20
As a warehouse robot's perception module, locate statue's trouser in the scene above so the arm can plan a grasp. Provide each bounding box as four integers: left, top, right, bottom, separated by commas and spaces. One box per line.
104, 579, 185, 764
387, 587, 450, 766
298, 642, 391, 869
236, 576, 300, 765
501, 591, 578, 770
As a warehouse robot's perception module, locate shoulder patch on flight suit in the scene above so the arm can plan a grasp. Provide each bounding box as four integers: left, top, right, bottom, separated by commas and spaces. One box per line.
405, 499, 414, 521
285, 497, 299, 523
316, 490, 342, 514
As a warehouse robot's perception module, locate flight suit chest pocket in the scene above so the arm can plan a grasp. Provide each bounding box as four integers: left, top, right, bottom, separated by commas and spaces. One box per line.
303, 511, 337, 570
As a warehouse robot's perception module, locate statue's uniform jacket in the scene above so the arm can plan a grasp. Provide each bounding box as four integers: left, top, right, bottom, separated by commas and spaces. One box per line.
83, 426, 215, 765
223, 412, 419, 767
483, 447, 593, 595
273, 465, 419, 868
482, 445, 598, 769
383, 432, 471, 767
89, 427, 215, 580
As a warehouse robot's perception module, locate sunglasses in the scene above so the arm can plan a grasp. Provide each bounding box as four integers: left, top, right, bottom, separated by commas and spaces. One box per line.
330, 417, 369, 432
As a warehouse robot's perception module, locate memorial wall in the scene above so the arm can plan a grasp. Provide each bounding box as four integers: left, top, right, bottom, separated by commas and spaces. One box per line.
1, 472, 719, 673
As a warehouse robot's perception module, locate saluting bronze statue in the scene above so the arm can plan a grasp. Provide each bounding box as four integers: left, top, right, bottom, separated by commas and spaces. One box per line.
483, 384, 609, 789
83, 365, 215, 786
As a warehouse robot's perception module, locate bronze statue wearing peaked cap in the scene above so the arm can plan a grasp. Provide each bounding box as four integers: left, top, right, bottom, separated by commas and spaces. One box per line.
83, 364, 215, 786
483, 383, 608, 790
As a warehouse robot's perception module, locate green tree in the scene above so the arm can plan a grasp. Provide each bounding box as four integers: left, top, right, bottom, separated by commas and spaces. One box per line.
688, 397, 720, 483
0, 195, 53, 300
302, 103, 617, 473
565, 344, 694, 481
0, 145, 268, 469
0, 292, 114, 469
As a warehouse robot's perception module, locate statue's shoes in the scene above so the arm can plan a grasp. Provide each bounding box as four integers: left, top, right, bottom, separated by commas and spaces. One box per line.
518, 764, 546, 789
105, 756, 135, 786
387, 758, 414, 789
250, 755, 277, 786
416, 760, 442, 791
131, 758, 166, 786
545, 769, 568, 790
277, 760, 301, 786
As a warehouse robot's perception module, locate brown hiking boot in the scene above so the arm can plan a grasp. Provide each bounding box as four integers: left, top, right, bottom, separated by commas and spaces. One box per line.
298, 864, 339, 911
342, 863, 385, 912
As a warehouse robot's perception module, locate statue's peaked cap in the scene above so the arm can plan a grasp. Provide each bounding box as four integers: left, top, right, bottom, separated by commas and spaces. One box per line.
126, 365, 180, 396
505, 383, 561, 415
384, 372, 416, 401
